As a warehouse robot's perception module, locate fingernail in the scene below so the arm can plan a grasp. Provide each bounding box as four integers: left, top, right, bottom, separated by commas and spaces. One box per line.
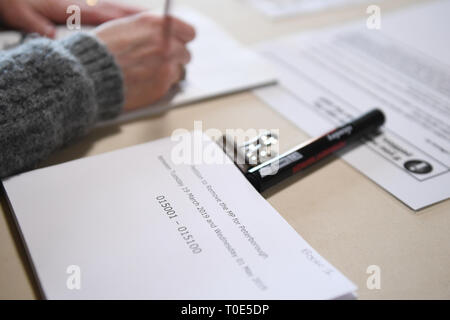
45, 26, 56, 38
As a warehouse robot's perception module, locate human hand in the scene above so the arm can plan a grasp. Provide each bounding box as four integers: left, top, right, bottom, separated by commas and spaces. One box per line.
0, 0, 143, 38
93, 13, 196, 111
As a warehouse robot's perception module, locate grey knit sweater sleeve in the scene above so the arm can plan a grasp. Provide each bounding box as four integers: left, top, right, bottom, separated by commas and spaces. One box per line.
0, 33, 124, 179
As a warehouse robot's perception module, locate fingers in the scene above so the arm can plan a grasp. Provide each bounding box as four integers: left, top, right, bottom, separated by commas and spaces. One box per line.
163, 39, 192, 64
124, 44, 191, 84
165, 51, 189, 84
128, 12, 195, 44
13, 6, 56, 38
109, 3, 145, 15
80, 1, 145, 25
167, 16, 196, 43
80, 6, 123, 25
118, 36, 190, 69
167, 63, 185, 85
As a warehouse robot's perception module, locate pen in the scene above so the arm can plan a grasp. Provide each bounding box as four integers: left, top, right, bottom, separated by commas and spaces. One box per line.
163, 0, 172, 44
245, 109, 386, 192
163, 0, 186, 81
164, 0, 172, 17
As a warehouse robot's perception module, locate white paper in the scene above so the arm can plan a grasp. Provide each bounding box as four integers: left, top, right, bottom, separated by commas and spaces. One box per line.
253, 1, 450, 210
0, 31, 22, 50
2, 134, 356, 299
243, 0, 375, 18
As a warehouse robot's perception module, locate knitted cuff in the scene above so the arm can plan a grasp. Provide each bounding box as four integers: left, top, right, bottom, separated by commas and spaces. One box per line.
61, 32, 124, 121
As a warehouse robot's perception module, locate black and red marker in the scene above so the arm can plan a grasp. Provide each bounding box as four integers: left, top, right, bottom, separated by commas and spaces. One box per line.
245, 109, 386, 192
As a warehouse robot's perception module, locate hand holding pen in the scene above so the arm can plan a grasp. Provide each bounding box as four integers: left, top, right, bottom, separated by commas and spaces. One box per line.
93, 0, 195, 111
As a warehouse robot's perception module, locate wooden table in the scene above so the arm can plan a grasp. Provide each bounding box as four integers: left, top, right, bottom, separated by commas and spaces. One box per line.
1, 0, 448, 299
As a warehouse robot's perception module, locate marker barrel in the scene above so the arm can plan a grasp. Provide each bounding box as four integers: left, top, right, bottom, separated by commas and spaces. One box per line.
246, 109, 385, 192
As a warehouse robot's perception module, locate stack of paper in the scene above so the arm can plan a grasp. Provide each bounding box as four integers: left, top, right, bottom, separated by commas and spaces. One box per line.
253, 0, 450, 210
2, 134, 356, 299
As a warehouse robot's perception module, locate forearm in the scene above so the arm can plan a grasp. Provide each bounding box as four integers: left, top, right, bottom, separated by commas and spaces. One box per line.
0, 33, 124, 178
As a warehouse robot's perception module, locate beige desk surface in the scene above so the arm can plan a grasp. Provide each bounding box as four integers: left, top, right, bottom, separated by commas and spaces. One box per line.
1, 0, 449, 300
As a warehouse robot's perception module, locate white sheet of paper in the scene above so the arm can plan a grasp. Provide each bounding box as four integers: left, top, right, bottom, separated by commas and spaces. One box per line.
0, 31, 22, 50
243, 0, 375, 18
2, 134, 356, 299
253, 1, 450, 210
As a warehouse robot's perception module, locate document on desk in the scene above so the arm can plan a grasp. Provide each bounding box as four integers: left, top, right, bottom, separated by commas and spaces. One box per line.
0, 31, 22, 50
2, 134, 356, 299
243, 0, 375, 19
0, 7, 276, 125
253, 1, 450, 210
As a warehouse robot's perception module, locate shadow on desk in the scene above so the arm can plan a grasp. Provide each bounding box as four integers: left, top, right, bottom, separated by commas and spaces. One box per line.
42, 124, 122, 168
41, 110, 174, 169
0, 190, 42, 299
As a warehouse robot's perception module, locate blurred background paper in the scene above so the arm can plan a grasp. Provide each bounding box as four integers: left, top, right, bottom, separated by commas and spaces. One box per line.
242, 0, 377, 18
254, 0, 450, 210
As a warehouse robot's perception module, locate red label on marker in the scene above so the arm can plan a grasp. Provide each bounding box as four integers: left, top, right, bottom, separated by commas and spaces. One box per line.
292, 141, 346, 174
